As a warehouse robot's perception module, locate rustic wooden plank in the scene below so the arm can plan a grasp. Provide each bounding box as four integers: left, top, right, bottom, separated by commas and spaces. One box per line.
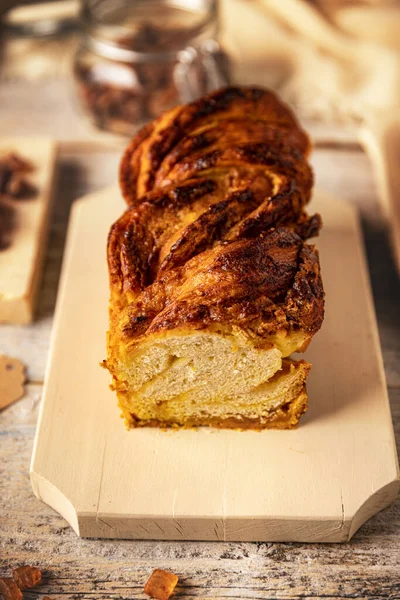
363, 218, 400, 389
1, 389, 399, 598
310, 148, 380, 216
0, 138, 56, 324
0, 151, 120, 382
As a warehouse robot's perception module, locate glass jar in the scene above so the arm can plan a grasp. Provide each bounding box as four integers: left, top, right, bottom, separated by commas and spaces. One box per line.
73, 0, 230, 136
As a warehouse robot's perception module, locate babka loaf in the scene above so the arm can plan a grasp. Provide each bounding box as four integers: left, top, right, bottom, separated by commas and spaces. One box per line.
105, 87, 324, 429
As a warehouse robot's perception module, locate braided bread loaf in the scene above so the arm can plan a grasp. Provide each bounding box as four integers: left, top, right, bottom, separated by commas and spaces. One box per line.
106, 87, 324, 429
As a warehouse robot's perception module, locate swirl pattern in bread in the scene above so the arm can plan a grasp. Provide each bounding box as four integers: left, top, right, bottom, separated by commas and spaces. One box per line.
105, 87, 324, 429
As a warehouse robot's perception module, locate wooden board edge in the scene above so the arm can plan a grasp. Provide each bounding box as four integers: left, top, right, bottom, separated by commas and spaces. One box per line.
29, 467, 399, 543
28, 477, 399, 543
351, 197, 400, 462
30, 470, 80, 536
0, 296, 32, 325
340, 199, 400, 536
359, 124, 400, 275
76, 515, 349, 543
347, 479, 400, 541
0, 140, 57, 324
27, 141, 58, 321
30, 197, 84, 501
28, 463, 352, 542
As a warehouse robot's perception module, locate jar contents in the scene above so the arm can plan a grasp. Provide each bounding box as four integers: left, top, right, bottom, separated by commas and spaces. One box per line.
74, 27, 182, 134
74, 1, 229, 135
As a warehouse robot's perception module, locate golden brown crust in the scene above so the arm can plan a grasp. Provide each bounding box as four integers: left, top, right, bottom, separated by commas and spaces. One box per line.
119, 86, 312, 205
153, 119, 310, 187
109, 86, 324, 347
108, 86, 324, 430
108, 180, 318, 293
119, 121, 154, 205
123, 388, 309, 430
112, 228, 324, 344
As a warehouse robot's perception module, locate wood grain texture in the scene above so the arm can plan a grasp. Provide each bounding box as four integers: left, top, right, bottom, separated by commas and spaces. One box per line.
0, 138, 56, 324
29, 185, 399, 543
1, 148, 400, 596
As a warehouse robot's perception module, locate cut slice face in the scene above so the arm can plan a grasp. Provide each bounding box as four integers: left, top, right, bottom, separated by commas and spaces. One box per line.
109, 330, 311, 429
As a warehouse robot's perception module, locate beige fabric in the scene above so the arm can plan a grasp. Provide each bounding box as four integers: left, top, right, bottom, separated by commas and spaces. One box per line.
221, 0, 400, 122
5, 0, 400, 120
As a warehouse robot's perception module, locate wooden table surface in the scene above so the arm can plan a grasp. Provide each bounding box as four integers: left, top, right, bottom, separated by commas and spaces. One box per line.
0, 28, 400, 600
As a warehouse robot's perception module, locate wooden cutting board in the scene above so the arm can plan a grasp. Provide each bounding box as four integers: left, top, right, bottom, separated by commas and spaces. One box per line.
30, 186, 399, 543
0, 138, 56, 324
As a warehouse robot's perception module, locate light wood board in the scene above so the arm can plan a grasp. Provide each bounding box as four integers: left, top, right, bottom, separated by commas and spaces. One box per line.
359, 116, 400, 275
30, 186, 399, 543
0, 138, 56, 324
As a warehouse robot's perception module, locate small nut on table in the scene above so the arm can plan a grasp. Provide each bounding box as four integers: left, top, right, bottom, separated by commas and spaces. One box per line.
0, 578, 23, 600
144, 569, 179, 600
12, 566, 42, 589
6, 175, 37, 200
0, 152, 37, 200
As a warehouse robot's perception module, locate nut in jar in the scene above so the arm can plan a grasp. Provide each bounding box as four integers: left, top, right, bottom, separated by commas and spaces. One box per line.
73, 0, 230, 135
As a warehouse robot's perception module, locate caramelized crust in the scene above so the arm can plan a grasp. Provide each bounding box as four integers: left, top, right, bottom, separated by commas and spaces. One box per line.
110, 87, 323, 348
120, 87, 312, 205
107, 86, 325, 429
108, 177, 319, 293
109, 227, 323, 345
